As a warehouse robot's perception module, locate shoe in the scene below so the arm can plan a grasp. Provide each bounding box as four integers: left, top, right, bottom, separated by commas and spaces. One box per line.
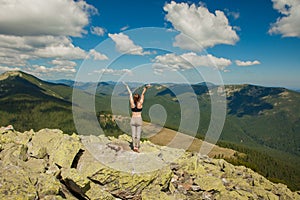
133, 147, 139, 153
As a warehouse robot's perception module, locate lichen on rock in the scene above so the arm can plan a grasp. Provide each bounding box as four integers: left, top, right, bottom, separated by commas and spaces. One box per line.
0, 127, 299, 200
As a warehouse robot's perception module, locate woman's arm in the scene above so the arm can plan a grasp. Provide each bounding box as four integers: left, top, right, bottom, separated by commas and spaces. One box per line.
123, 82, 134, 107
140, 84, 150, 104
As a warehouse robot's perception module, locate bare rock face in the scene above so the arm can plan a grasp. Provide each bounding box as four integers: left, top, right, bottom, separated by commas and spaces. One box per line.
0, 126, 299, 200
0, 70, 23, 81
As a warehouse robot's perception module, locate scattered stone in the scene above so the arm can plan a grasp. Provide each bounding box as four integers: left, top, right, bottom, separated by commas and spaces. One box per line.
170, 162, 180, 171
3, 125, 14, 132
191, 185, 201, 191
202, 191, 214, 200
107, 143, 122, 152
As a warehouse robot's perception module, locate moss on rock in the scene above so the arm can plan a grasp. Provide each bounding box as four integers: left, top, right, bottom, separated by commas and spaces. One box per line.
0, 128, 299, 200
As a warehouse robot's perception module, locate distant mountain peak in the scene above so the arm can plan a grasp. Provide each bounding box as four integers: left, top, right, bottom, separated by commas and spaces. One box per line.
195, 82, 215, 87
0, 70, 23, 81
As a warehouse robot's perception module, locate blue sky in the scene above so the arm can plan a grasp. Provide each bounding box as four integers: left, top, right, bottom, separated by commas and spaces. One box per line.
0, 0, 299, 89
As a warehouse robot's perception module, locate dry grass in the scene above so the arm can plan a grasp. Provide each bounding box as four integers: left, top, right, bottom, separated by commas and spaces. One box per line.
145, 122, 236, 158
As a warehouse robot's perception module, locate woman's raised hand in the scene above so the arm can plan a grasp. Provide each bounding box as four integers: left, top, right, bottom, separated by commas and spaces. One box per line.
145, 84, 151, 89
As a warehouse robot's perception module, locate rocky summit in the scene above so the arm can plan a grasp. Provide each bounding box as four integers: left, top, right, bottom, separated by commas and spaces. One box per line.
0, 126, 299, 200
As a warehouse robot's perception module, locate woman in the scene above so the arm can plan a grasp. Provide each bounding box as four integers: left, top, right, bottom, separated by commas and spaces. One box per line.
123, 82, 150, 152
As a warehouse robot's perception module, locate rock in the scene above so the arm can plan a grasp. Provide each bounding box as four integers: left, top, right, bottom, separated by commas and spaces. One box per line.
77, 143, 174, 199
0, 125, 14, 134
28, 129, 83, 168
61, 168, 90, 195
18, 144, 28, 161
23, 158, 47, 173
36, 174, 61, 198
191, 185, 201, 191
0, 128, 32, 145
156, 167, 173, 191
0, 165, 37, 200
169, 182, 177, 194
85, 182, 115, 200
49, 135, 83, 168
118, 133, 132, 143
27, 128, 64, 158
88, 168, 169, 199
45, 163, 61, 177
213, 190, 242, 200
141, 185, 171, 200
217, 159, 235, 176
41, 195, 65, 200
271, 183, 299, 199
76, 149, 105, 178
85, 157, 167, 198
0, 143, 25, 166
36, 146, 48, 159
171, 193, 189, 200
0, 128, 299, 200
202, 191, 215, 200
194, 175, 226, 192
59, 184, 79, 200
81, 134, 186, 173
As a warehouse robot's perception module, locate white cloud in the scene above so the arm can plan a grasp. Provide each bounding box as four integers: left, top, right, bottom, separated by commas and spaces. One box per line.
182, 53, 232, 70
120, 25, 130, 31
230, 12, 240, 20
30, 65, 76, 73
50, 59, 77, 68
0, 0, 97, 37
23, 61, 77, 77
163, 1, 239, 51
235, 60, 261, 66
269, 0, 300, 37
91, 26, 106, 36
0, 0, 101, 76
34, 42, 86, 60
88, 49, 108, 60
0, 47, 32, 67
94, 68, 132, 75
0, 35, 88, 68
224, 9, 240, 20
153, 68, 164, 75
0, 66, 21, 73
153, 52, 232, 74
108, 33, 150, 55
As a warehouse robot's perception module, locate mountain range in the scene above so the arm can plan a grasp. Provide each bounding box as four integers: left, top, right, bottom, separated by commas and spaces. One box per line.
57, 77, 300, 156
0, 70, 300, 191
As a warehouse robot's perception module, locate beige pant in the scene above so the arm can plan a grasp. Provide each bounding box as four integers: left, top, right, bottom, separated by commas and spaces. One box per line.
130, 116, 142, 148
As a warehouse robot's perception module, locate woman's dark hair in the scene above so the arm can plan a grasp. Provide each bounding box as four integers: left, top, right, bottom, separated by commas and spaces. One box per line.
133, 93, 140, 104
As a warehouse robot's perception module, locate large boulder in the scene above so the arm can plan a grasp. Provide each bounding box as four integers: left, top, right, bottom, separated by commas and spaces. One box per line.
76, 147, 173, 199
27, 129, 83, 168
